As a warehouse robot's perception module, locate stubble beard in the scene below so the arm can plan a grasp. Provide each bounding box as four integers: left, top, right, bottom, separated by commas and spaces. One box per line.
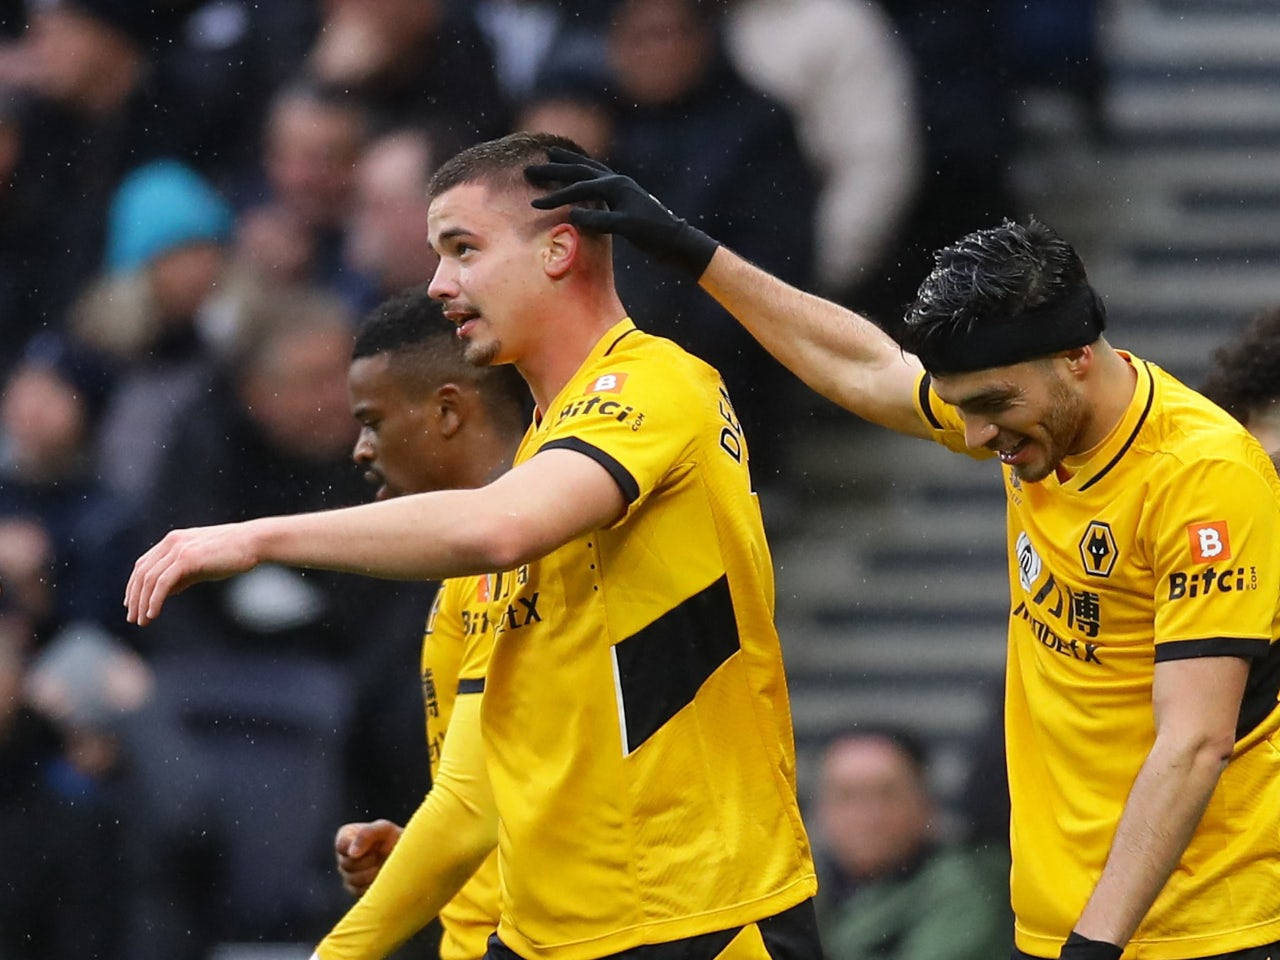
464, 336, 502, 368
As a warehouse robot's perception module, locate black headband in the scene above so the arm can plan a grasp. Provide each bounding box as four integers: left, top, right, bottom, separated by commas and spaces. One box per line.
910, 286, 1106, 375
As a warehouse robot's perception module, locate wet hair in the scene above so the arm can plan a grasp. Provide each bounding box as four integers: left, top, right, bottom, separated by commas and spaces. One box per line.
352, 286, 529, 438
900, 219, 1106, 374
1201, 307, 1280, 428
426, 131, 592, 203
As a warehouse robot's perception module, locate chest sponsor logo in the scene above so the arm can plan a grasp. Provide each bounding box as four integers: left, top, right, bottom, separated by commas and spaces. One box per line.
585, 372, 627, 394
1186, 521, 1231, 564
1016, 531, 1042, 592
1079, 520, 1118, 578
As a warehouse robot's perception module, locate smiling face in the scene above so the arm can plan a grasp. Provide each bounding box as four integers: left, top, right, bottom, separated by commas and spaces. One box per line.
426, 181, 548, 368
932, 357, 1091, 483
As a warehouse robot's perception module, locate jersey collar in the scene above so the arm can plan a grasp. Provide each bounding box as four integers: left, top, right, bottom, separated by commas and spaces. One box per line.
1053, 351, 1155, 494
532, 317, 636, 428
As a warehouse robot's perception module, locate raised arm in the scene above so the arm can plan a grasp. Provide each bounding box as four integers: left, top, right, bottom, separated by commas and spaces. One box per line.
527, 149, 928, 438
124, 448, 625, 625
698, 246, 927, 437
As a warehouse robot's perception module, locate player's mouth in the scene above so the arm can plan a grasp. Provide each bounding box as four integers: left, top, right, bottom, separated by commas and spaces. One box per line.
362, 468, 392, 501
995, 437, 1031, 465
445, 304, 482, 337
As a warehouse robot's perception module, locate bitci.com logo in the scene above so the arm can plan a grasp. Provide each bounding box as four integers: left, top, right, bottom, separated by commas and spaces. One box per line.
1167, 565, 1259, 600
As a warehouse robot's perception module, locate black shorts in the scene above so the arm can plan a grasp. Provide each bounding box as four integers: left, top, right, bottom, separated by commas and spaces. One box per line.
1013, 939, 1280, 960
484, 899, 821, 959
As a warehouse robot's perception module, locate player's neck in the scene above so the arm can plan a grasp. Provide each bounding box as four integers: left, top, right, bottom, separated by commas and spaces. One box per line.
519, 287, 628, 417
1076, 343, 1139, 452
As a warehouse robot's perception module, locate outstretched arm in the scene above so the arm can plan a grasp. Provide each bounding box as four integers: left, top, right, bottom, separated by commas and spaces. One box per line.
315, 692, 498, 960
527, 149, 929, 438
125, 448, 625, 625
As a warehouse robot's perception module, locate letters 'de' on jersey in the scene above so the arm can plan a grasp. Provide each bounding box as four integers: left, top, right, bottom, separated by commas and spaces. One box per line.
915, 354, 1280, 959
482, 319, 815, 959
421, 575, 501, 960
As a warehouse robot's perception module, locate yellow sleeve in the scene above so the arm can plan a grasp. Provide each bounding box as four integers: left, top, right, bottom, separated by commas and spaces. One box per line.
315, 693, 498, 960
535, 358, 698, 522
1150, 455, 1280, 658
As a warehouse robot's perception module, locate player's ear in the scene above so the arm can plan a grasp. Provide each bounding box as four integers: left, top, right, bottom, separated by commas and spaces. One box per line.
435, 383, 463, 439
543, 222, 578, 280
1062, 345, 1092, 380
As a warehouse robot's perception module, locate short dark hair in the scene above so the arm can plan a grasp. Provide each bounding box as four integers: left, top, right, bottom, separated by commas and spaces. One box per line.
900, 219, 1105, 373
1201, 307, 1280, 427
426, 131, 591, 203
352, 287, 528, 437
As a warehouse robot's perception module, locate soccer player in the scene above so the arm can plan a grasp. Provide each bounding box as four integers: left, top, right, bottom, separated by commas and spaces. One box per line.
525, 152, 1280, 960
1200, 306, 1280, 464
337, 288, 526, 959
124, 133, 820, 960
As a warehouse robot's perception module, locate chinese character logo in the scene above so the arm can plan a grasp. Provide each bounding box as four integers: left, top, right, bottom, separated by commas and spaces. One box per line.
1016, 531, 1043, 592
1079, 520, 1118, 578
1186, 521, 1231, 564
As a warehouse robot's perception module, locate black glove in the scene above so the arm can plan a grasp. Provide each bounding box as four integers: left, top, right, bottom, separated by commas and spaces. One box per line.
1058, 932, 1122, 960
525, 147, 719, 279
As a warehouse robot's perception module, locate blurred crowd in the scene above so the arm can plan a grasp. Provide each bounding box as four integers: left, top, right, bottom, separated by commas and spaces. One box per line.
0, 1, 1101, 958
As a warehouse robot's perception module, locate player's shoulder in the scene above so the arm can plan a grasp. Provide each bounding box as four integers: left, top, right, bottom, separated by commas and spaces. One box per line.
1139, 358, 1280, 489
577, 325, 722, 404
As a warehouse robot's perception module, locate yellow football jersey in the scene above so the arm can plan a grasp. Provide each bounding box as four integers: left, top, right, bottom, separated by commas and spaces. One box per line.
479, 318, 816, 959
422, 575, 502, 960
915, 353, 1280, 959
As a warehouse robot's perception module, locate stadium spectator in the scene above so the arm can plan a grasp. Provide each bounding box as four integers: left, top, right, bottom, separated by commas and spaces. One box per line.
0, 0, 189, 326
308, 0, 508, 142
534, 161, 1280, 960
0, 605, 129, 960
333, 288, 527, 960
236, 82, 375, 308
69, 159, 266, 505
0, 333, 136, 638
1201, 306, 1280, 463
813, 728, 1010, 960
346, 128, 450, 302
471, 0, 612, 103
515, 71, 615, 168
723, 0, 920, 300
126, 131, 822, 960
603, 0, 818, 480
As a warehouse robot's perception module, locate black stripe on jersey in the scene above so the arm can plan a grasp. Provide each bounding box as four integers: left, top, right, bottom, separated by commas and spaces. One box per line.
613, 573, 740, 754
486, 928, 740, 959
918, 373, 944, 430
1153, 636, 1269, 662
1237, 639, 1280, 742
457, 678, 485, 695
1079, 361, 1155, 492
604, 326, 640, 355
539, 436, 640, 504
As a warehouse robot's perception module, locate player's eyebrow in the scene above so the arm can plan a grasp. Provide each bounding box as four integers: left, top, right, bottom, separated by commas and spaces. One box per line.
435, 227, 474, 247
953, 386, 1018, 412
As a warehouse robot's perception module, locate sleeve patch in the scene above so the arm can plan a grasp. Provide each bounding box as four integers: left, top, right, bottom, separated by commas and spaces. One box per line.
585, 372, 627, 395
1187, 521, 1232, 564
